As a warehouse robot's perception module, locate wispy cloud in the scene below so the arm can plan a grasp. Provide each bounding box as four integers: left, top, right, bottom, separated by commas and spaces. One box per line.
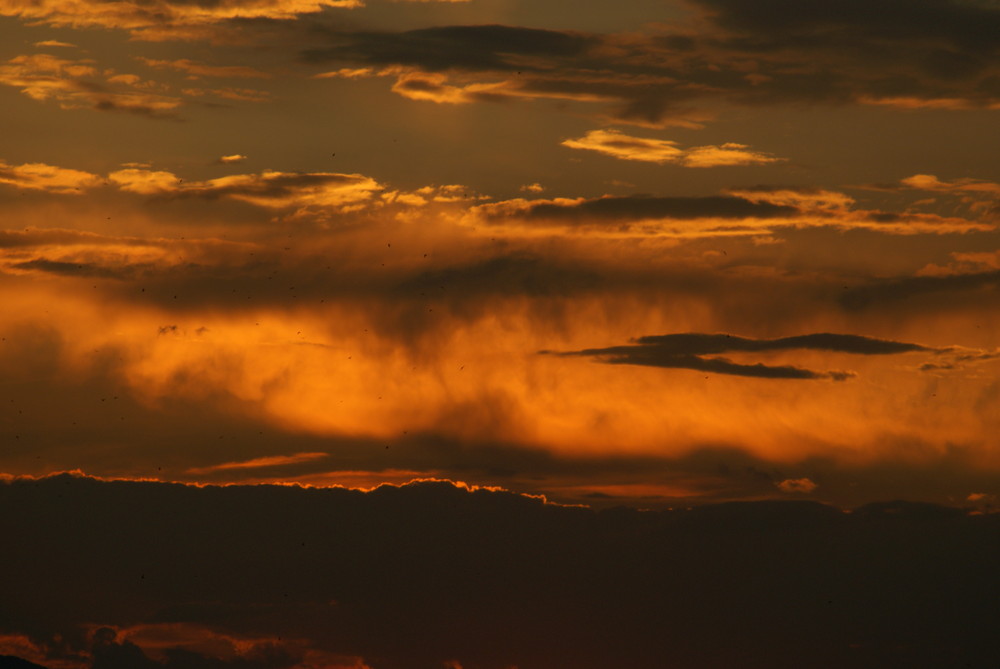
562, 129, 782, 168
0, 53, 181, 116
32, 39, 75, 48
137, 57, 271, 79
186, 451, 328, 474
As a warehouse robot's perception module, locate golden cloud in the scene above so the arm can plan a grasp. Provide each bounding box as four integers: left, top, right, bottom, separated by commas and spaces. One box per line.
901, 174, 1000, 196
186, 452, 328, 474
0, 53, 181, 115
777, 478, 817, 493
0, 160, 102, 194
561, 130, 782, 167
0, 0, 362, 37
107, 167, 382, 210
32, 39, 76, 48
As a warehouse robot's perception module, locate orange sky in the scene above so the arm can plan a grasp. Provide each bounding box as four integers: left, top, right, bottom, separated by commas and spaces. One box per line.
1, 0, 999, 510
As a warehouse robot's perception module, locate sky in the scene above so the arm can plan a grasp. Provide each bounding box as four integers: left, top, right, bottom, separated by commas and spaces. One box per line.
1, 0, 1000, 666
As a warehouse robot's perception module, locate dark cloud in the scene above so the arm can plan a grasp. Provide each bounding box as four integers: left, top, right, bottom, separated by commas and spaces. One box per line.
692, 0, 1000, 52
0, 657, 50, 669
302, 25, 595, 72
3, 475, 1000, 669
474, 195, 797, 230
299, 0, 1000, 125
547, 331, 929, 380
520, 195, 796, 221
841, 270, 1000, 310
173, 173, 368, 202
92, 99, 181, 120
606, 350, 836, 379
633, 332, 932, 355
11, 258, 137, 280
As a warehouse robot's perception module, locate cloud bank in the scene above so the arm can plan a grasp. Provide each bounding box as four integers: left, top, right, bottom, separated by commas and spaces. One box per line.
2, 474, 999, 669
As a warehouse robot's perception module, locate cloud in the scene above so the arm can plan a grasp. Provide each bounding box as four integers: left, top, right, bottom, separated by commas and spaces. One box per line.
136, 58, 271, 79
918, 250, 1000, 277
298, 0, 1000, 125
473, 194, 797, 229
3, 474, 1000, 669
1, 157, 997, 490
0, 0, 362, 40
387, 70, 512, 104
304, 25, 595, 74
32, 39, 76, 48
901, 174, 1000, 194
691, 0, 1000, 53
0, 54, 181, 116
180, 86, 271, 102
561, 129, 781, 167
682, 143, 782, 168
548, 332, 934, 380
186, 452, 329, 474
313, 67, 374, 79
218, 154, 248, 164
840, 270, 1000, 310
107, 168, 382, 210
629, 332, 933, 355
0, 160, 102, 194
11, 258, 132, 279
726, 186, 856, 212
777, 477, 818, 493
470, 188, 991, 236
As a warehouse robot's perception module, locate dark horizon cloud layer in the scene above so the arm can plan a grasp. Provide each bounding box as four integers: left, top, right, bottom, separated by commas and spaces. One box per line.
3, 474, 1000, 669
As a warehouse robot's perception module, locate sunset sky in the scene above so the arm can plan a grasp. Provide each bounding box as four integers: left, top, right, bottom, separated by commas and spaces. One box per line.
2, 0, 1000, 666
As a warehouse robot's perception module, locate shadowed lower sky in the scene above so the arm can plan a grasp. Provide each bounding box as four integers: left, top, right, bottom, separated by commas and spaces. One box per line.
1, 0, 1000, 666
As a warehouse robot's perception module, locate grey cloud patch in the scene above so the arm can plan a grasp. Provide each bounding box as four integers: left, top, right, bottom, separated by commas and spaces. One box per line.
549, 332, 933, 380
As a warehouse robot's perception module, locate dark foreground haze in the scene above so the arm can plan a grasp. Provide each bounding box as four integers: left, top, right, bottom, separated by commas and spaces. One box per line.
3, 474, 998, 669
